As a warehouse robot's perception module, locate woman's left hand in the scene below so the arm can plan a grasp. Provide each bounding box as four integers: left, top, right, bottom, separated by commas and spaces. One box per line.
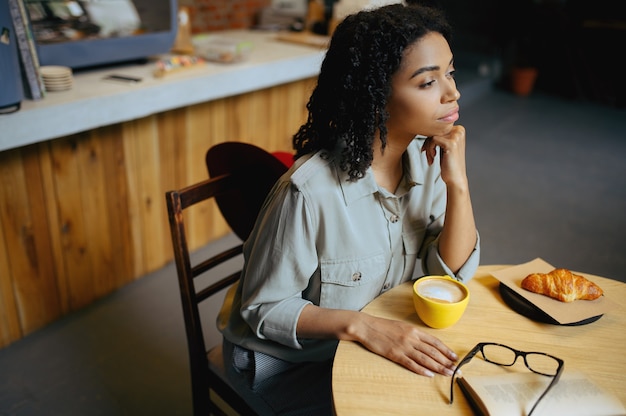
421, 125, 468, 188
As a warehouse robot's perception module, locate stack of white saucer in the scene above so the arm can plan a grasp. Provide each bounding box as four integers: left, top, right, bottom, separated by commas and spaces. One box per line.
40, 65, 73, 92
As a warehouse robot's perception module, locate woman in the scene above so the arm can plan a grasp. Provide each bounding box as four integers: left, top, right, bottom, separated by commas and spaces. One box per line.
219, 3, 480, 414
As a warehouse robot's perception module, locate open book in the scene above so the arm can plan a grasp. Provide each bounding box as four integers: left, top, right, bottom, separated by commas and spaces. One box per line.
457, 370, 626, 416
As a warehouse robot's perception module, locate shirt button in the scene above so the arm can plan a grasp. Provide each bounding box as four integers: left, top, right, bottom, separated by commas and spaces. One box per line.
352, 272, 362, 281
390, 215, 399, 223
383, 283, 390, 290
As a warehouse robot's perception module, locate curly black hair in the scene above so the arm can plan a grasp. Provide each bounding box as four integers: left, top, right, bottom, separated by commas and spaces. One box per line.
292, 3, 452, 181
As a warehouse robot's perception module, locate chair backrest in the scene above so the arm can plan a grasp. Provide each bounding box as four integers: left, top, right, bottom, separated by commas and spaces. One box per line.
205, 141, 289, 241
166, 142, 288, 416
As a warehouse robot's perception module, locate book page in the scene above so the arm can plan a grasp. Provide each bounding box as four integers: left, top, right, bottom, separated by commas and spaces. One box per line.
458, 370, 626, 416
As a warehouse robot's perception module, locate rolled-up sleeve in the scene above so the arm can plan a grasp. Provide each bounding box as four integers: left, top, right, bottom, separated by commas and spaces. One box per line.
423, 231, 481, 282
239, 180, 318, 349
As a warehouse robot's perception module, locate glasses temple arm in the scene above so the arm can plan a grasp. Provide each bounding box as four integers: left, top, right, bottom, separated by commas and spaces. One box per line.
527, 364, 563, 416
448, 344, 486, 405
449, 356, 474, 404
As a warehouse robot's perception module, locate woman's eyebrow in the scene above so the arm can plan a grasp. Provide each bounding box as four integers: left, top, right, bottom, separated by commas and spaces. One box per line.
410, 65, 439, 79
409, 58, 455, 79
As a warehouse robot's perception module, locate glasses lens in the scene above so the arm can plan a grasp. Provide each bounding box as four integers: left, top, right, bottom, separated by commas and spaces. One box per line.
525, 353, 560, 376
481, 344, 517, 365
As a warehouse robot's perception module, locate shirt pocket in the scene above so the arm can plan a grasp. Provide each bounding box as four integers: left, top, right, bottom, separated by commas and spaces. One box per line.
403, 220, 428, 256
319, 253, 387, 311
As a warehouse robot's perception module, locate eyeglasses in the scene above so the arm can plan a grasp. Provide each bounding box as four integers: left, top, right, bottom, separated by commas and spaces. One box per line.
449, 342, 564, 416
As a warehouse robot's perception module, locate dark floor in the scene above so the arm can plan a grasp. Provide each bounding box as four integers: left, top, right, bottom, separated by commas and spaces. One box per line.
1, 75, 625, 415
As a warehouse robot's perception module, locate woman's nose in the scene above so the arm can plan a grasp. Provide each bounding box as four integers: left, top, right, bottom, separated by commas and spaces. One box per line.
443, 86, 461, 103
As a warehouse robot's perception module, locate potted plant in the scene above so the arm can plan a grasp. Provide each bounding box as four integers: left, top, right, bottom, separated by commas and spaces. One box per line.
509, 35, 539, 96
502, 0, 540, 96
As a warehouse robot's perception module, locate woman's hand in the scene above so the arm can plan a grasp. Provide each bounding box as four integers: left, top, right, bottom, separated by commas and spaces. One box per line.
352, 313, 458, 377
299, 303, 458, 377
421, 125, 468, 189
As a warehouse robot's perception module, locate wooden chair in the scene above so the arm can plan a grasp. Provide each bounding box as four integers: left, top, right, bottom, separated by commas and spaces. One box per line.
166, 142, 288, 416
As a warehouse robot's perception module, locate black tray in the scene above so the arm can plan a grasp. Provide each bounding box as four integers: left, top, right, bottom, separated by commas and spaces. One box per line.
498, 283, 602, 326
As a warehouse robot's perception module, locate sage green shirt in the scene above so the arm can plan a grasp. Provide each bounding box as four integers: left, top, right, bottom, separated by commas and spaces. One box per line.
219, 139, 480, 362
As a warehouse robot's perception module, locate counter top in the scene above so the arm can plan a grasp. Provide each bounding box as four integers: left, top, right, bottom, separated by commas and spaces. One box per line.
0, 30, 327, 153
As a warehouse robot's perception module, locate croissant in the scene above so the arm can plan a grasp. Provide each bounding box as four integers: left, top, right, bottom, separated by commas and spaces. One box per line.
521, 268, 603, 302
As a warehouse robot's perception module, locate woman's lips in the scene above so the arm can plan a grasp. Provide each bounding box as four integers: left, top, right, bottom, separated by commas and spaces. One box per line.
439, 108, 459, 123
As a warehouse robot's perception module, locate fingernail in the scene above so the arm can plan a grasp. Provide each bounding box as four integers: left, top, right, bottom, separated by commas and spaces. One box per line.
424, 370, 434, 378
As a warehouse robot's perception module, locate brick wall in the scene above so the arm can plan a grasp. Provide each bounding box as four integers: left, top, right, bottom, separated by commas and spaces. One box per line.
179, 0, 272, 33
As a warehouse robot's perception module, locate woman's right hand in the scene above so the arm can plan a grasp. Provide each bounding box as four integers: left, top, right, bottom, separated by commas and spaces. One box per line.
350, 313, 458, 377
298, 305, 458, 377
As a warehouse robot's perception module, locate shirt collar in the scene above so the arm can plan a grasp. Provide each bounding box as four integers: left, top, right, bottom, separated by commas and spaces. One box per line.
338, 139, 427, 204
406, 136, 427, 186
336, 164, 378, 204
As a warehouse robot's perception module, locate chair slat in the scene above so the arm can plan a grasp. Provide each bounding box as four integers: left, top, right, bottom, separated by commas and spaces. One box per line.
191, 245, 243, 279
196, 270, 242, 303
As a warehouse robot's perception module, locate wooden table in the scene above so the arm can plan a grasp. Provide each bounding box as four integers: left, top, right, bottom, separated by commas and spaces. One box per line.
332, 265, 626, 415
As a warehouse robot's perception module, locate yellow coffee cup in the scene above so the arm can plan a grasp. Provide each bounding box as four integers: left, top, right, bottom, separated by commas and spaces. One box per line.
412, 275, 470, 329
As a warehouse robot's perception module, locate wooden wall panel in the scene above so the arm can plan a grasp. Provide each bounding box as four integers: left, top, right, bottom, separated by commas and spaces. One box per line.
97, 125, 136, 292
157, 108, 188, 198
0, 149, 27, 343
21, 144, 63, 321
123, 116, 171, 275
37, 141, 70, 314
0, 146, 62, 334
0, 77, 314, 349
79, 131, 116, 297
0, 196, 21, 344
51, 135, 96, 310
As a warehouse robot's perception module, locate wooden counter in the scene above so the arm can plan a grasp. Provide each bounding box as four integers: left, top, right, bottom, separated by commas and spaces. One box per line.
0, 30, 325, 348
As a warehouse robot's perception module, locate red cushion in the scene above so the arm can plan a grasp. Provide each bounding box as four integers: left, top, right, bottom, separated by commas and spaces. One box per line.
272, 151, 295, 168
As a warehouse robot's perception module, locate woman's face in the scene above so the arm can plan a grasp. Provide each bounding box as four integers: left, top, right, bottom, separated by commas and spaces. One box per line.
385, 32, 460, 142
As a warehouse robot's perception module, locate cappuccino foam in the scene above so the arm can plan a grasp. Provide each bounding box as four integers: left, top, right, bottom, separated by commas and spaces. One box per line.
417, 279, 465, 303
